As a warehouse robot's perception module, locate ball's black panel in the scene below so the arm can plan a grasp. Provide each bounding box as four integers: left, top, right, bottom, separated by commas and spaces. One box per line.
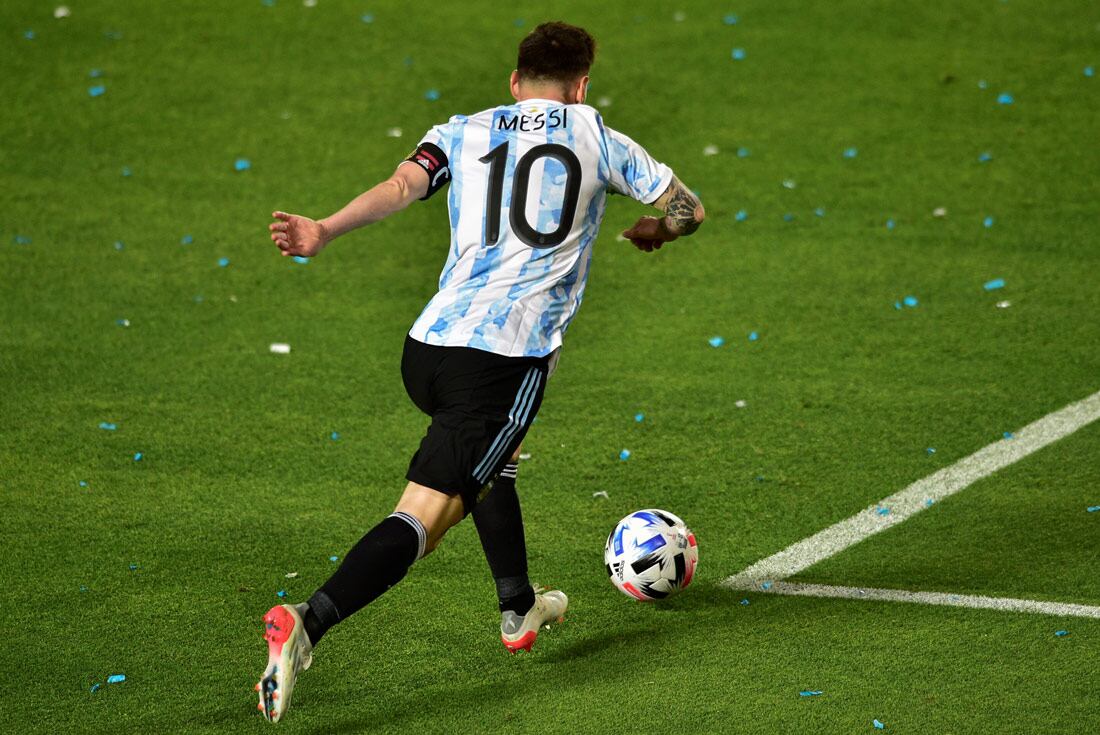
630, 551, 661, 575
673, 552, 686, 586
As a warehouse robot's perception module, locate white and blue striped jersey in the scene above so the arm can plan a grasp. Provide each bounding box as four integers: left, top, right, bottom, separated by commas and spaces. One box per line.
402, 99, 673, 358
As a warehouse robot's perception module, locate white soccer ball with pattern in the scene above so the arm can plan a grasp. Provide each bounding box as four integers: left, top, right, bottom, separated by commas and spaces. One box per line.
604, 509, 698, 601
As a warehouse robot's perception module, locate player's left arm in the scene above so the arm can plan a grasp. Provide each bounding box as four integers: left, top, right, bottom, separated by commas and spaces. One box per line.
621, 177, 706, 252
268, 163, 430, 258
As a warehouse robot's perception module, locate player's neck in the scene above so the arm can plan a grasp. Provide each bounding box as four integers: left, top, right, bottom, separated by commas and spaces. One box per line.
515, 86, 576, 105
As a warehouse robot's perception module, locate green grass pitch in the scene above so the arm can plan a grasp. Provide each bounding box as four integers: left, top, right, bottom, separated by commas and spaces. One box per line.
2, 0, 1099, 732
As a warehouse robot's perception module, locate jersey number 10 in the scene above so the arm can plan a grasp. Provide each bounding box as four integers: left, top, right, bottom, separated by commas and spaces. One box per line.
479, 142, 582, 248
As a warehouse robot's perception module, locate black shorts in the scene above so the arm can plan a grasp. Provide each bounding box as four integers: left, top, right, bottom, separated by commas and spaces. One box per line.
401, 335, 551, 512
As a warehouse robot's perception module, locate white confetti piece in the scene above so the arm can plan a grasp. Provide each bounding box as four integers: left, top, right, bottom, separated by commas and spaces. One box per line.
269, 343, 291, 354
703, 144, 719, 156
386, 127, 403, 137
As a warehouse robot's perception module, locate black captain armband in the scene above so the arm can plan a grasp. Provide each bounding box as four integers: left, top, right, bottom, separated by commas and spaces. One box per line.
404, 142, 451, 200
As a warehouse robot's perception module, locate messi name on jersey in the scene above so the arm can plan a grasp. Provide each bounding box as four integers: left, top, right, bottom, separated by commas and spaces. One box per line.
496, 107, 569, 133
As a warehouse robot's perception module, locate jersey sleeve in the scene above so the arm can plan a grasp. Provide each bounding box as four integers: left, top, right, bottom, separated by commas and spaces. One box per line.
603, 126, 675, 205
402, 122, 453, 201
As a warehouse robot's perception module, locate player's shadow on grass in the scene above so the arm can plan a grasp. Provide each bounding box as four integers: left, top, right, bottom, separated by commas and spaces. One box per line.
312, 627, 663, 735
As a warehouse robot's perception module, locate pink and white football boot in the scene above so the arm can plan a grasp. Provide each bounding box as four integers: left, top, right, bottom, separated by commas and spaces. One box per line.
255, 604, 313, 723
500, 587, 568, 653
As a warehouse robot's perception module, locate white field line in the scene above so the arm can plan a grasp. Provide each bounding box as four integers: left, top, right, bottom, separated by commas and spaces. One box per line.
721, 389, 1100, 616
739, 582, 1100, 619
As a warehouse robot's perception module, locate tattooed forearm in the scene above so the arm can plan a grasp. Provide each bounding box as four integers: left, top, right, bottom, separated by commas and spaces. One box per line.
656, 178, 704, 237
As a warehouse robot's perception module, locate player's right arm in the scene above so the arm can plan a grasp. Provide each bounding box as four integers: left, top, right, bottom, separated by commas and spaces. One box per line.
621, 177, 706, 252
268, 164, 430, 258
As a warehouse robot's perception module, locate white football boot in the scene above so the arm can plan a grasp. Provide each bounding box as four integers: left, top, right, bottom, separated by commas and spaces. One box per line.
255, 604, 313, 723
500, 587, 568, 653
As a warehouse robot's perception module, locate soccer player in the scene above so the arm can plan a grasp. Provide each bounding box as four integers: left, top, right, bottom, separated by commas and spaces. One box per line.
259, 21, 704, 723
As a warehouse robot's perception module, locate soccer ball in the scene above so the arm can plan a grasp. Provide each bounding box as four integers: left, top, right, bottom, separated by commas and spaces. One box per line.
604, 509, 698, 601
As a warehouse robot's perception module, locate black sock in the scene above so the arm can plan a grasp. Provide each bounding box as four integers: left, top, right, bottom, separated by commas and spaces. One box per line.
473, 463, 534, 616
303, 512, 426, 645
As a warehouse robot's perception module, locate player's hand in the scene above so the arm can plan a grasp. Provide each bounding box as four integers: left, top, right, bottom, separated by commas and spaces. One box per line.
269, 211, 329, 258
622, 216, 678, 253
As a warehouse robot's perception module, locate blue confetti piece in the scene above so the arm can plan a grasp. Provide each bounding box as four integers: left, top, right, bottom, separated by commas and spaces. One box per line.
13, 234, 32, 245
217, 257, 230, 267
1055, 630, 1069, 637
740, 598, 750, 605
121, 166, 132, 177
736, 147, 751, 158
424, 89, 440, 101
894, 301, 902, 310
903, 295, 918, 307
329, 555, 339, 562
1085, 66, 1095, 78
926, 447, 936, 455
983, 216, 995, 228
98, 422, 117, 431
133, 452, 143, 461
106, 674, 126, 684
330, 431, 340, 441
783, 213, 795, 222
513, 18, 524, 27
708, 336, 725, 348
79, 480, 88, 487
799, 690, 822, 697
731, 48, 746, 60
114, 241, 124, 251
723, 14, 739, 25
924, 498, 935, 507
262, 0, 275, 6
24, 30, 35, 40
983, 278, 1005, 290
90, 683, 101, 693
80, 584, 89, 592
761, 581, 773, 590
89, 85, 106, 98
116, 318, 130, 327
978, 151, 993, 163
180, 234, 193, 245
1003, 431, 1014, 440
277, 589, 287, 598
634, 413, 644, 423
843, 147, 858, 159
89, 69, 103, 78
619, 449, 631, 461
1087, 506, 1100, 513
748, 331, 759, 341
886, 218, 896, 230
292, 255, 310, 264
876, 506, 890, 516
128, 563, 139, 571
735, 210, 748, 222
361, 13, 375, 23
234, 158, 251, 171
873, 720, 885, 730
996, 92, 1014, 105
814, 207, 825, 217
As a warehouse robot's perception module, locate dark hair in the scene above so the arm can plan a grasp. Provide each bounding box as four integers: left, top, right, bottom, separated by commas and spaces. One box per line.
516, 21, 596, 84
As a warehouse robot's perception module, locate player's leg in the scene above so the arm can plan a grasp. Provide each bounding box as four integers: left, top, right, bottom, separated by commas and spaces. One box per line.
472, 443, 533, 615
256, 481, 463, 723
303, 481, 464, 643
